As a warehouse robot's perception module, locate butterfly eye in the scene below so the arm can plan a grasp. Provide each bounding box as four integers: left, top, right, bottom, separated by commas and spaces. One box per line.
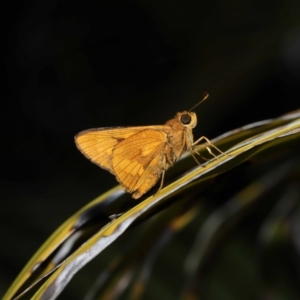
180, 114, 191, 124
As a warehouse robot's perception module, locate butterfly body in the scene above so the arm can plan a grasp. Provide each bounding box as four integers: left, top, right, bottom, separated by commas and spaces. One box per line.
75, 111, 197, 199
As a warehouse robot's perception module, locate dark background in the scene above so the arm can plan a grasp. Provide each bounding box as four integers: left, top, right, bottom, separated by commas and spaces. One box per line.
1, 0, 300, 297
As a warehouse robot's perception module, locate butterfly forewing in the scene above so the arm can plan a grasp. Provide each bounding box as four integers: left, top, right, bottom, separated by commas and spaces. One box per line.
75, 127, 153, 172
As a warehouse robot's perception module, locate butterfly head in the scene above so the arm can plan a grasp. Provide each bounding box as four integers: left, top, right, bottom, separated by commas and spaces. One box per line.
176, 111, 197, 129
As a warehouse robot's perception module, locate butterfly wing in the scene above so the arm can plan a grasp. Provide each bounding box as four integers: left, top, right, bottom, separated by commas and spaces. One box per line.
111, 129, 168, 198
75, 126, 170, 198
75, 126, 153, 173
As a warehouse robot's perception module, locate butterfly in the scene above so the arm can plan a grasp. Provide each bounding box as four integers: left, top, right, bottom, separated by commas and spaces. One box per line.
75, 93, 224, 199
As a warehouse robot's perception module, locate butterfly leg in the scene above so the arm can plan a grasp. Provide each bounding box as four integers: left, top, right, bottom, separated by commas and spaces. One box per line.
193, 136, 227, 158
153, 170, 165, 197
192, 148, 210, 161
159, 170, 165, 190
189, 150, 204, 166
205, 145, 218, 159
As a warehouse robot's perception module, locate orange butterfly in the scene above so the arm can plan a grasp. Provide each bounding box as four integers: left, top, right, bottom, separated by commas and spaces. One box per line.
75, 93, 223, 199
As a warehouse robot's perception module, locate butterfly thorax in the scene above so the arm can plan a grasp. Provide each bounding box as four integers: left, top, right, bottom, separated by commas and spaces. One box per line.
163, 111, 196, 168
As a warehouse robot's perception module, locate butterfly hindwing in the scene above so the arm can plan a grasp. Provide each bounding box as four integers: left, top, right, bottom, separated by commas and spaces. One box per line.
111, 129, 168, 198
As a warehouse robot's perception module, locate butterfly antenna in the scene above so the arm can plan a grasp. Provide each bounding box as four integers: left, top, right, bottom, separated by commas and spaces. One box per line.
189, 92, 209, 111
